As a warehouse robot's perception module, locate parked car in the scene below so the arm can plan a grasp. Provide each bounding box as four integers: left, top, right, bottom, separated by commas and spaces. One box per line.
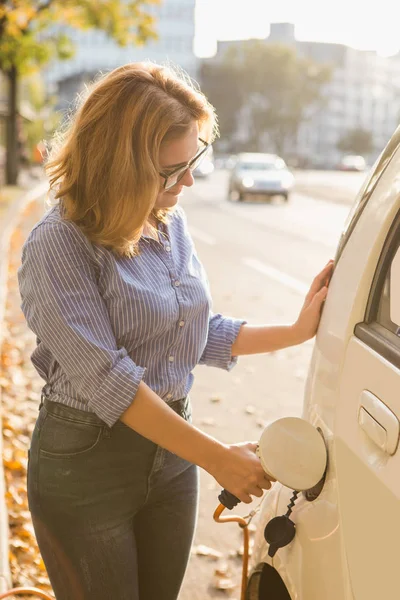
215, 154, 237, 170
338, 154, 366, 171
228, 153, 294, 202
246, 127, 400, 599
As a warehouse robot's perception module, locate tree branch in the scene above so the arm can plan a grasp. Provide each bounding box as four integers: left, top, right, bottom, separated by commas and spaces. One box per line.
23, 0, 56, 34
0, 0, 8, 38
36, 0, 55, 15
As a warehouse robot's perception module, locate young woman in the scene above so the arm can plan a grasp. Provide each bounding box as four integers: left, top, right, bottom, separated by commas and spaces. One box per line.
18, 62, 333, 600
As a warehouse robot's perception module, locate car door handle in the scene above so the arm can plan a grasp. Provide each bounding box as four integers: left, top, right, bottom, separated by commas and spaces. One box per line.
358, 391, 400, 455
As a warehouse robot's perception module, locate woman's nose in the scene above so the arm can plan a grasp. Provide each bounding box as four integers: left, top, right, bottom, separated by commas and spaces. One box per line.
181, 168, 195, 188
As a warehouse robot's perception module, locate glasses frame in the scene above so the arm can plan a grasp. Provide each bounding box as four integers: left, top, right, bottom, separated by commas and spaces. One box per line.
159, 137, 210, 190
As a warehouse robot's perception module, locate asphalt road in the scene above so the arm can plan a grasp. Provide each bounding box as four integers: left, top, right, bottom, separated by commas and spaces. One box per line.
178, 168, 358, 599
293, 168, 368, 205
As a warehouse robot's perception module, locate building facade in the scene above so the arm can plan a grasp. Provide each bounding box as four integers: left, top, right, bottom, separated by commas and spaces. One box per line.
211, 23, 400, 168
44, 0, 198, 112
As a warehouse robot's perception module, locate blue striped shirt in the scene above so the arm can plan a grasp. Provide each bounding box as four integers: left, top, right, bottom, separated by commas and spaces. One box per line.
18, 203, 245, 427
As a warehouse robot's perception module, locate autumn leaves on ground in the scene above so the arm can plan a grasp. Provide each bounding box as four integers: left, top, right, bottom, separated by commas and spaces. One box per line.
0, 201, 54, 598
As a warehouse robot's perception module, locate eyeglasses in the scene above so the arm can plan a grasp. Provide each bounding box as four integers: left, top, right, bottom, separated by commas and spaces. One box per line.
159, 138, 210, 191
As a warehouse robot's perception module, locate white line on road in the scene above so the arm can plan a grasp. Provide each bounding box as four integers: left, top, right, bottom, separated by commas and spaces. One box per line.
189, 226, 217, 246
242, 257, 309, 295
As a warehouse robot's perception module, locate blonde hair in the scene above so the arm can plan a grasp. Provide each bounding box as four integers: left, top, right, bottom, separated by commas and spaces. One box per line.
45, 62, 218, 257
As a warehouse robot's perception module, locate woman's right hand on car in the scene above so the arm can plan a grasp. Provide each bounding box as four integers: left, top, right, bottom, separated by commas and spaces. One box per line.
207, 441, 275, 504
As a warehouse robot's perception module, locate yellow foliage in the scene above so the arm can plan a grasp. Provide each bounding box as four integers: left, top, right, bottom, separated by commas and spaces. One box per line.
1, 201, 54, 594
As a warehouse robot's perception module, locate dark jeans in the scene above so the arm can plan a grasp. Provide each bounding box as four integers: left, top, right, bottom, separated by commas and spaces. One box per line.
27, 397, 198, 600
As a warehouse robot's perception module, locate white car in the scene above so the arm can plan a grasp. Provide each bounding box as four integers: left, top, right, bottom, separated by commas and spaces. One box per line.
228, 153, 294, 202
247, 128, 400, 599
338, 154, 367, 172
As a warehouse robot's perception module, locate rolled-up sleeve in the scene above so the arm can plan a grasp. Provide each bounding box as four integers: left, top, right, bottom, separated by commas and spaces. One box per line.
199, 312, 246, 371
18, 222, 145, 427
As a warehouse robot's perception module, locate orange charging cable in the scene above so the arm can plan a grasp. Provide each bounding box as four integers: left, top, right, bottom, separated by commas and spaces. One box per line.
213, 503, 250, 600
0, 587, 54, 599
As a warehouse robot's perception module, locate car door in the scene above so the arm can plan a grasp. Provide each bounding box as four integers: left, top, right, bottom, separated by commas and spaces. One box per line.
335, 212, 400, 600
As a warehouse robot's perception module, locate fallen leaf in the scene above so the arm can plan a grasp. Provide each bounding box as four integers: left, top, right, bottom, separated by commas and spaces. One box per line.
2, 199, 53, 594
10, 539, 30, 552
192, 544, 223, 559
210, 395, 222, 403
3, 458, 25, 472
214, 563, 232, 577
12, 369, 28, 386
213, 574, 237, 591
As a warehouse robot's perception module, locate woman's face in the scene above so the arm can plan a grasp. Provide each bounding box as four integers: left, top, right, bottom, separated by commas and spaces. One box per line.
155, 121, 199, 209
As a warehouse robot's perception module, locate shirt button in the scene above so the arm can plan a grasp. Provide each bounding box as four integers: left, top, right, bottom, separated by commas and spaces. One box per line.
166, 393, 173, 400
174, 280, 181, 287
179, 320, 185, 327
168, 356, 175, 362
166, 246, 171, 252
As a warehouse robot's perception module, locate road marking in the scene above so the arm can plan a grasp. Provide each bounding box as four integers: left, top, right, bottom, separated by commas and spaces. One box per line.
189, 226, 217, 246
242, 257, 309, 295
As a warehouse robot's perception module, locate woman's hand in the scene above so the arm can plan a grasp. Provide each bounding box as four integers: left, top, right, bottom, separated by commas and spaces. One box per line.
206, 441, 275, 504
292, 260, 335, 344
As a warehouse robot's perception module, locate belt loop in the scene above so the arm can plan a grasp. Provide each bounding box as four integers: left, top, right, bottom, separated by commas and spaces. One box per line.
39, 386, 49, 411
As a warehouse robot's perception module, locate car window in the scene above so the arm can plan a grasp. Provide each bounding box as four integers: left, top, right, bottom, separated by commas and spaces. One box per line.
355, 211, 400, 367
335, 126, 400, 265
376, 244, 400, 336
390, 251, 400, 328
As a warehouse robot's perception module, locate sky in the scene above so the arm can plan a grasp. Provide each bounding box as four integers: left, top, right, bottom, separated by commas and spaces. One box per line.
194, 0, 400, 58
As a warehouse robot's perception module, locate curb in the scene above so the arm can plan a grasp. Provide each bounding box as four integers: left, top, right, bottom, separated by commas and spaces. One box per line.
0, 179, 48, 592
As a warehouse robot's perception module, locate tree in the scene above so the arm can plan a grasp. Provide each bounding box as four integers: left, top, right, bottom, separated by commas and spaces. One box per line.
240, 42, 331, 155
202, 41, 331, 155
0, 0, 159, 185
337, 128, 374, 156
21, 72, 61, 163
199, 59, 245, 149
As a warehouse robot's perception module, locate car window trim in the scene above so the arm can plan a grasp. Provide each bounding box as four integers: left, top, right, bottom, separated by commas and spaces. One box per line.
354, 208, 400, 370
335, 125, 400, 264
365, 207, 400, 323
354, 322, 400, 369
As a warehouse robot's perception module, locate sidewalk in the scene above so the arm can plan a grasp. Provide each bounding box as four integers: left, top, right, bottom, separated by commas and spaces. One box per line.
0, 171, 48, 592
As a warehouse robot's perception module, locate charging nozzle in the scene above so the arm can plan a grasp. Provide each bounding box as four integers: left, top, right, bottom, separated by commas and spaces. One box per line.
218, 489, 241, 510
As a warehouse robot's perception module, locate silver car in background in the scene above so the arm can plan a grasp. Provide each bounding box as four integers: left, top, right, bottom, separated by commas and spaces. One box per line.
228, 153, 294, 202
